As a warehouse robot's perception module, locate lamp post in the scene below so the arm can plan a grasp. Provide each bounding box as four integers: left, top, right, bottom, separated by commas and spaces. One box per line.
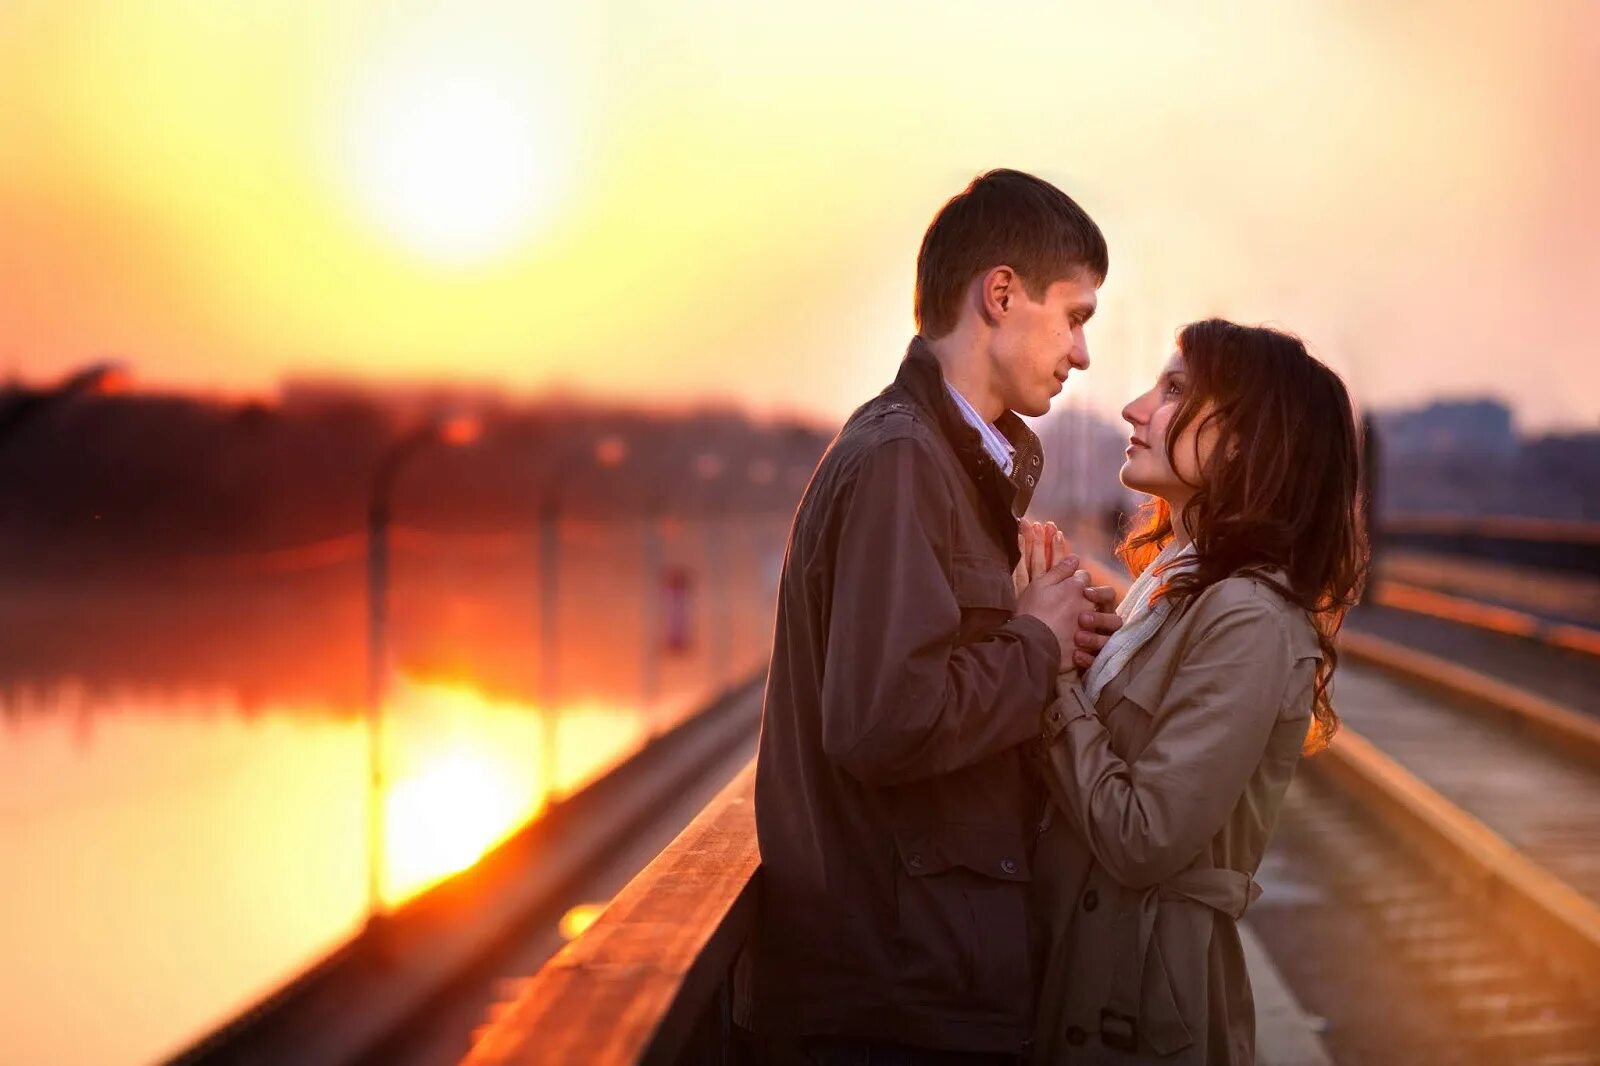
0, 361, 128, 446
534, 434, 628, 807
365, 413, 480, 928
692, 452, 733, 692
640, 490, 666, 727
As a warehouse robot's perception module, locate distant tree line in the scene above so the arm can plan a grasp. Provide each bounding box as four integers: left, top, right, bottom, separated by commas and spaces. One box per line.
0, 384, 833, 580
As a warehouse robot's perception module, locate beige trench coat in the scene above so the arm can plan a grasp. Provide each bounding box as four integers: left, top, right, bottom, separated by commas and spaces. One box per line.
1029, 572, 1321, 1065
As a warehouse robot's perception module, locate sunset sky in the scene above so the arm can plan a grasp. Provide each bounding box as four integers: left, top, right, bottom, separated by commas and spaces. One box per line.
2, 0, 1596, 430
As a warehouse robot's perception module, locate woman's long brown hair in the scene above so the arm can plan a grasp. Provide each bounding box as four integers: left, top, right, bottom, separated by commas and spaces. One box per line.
1117, 319, 1369, 753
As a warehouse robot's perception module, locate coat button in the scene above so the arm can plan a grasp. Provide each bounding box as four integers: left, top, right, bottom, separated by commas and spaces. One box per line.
1066, 1026, 1087, 1047
1000, 858, 1019, 875
908, 853, 924, 870
1024, 474, 1036, 487
1083, 889, 1099, 912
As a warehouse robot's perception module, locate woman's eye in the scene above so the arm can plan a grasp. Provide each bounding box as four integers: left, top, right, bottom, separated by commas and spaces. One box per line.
1164, 381, 1183, 397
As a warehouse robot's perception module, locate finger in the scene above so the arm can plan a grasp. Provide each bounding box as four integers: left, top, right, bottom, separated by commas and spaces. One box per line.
1073, 649, 1096, 671
1079, 610, 1123, 635
1053, 530, 1069, 573
1029, 522, 1049, 579
1085, 584, 1118, 608
1074, 630, 1109, 652
1038, 553, 1083, 584
1043, 521, 1058, 568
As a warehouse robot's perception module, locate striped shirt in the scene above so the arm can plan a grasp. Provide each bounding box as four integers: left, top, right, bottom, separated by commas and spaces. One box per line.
944, 381, 1015, 477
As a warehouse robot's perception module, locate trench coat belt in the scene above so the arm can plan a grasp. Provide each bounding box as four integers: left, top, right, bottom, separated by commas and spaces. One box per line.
1101, 866, 1262, 1053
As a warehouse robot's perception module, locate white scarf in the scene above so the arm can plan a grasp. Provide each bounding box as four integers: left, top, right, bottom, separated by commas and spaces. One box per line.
1080, 540, 1197, 706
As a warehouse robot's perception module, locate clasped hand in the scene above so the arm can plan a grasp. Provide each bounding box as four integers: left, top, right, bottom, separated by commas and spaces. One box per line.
1013, 520, 1122, 675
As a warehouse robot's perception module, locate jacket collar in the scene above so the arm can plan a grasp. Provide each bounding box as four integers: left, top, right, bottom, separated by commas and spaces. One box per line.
894, 338, 1046, 556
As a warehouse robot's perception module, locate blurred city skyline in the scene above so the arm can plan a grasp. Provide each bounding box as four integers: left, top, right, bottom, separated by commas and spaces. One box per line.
2, 1, 1597, 430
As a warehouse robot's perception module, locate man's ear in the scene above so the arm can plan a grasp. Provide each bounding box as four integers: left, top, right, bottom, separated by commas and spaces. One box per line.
978, 265, 1015, 326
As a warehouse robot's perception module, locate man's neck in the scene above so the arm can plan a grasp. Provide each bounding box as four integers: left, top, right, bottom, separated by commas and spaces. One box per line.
923, 331, 1004, 423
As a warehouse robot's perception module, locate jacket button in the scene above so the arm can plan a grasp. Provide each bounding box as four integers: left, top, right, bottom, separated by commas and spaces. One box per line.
1024, 474, 1036, 487
1000, 858, 1019, 875
1083, 889, 1099, 911
908, 853, 924, 870
1066, 1026, 1087, 1047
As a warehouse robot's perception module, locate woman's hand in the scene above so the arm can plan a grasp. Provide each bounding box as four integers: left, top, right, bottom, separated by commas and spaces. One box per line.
1013, 519, 1067, 596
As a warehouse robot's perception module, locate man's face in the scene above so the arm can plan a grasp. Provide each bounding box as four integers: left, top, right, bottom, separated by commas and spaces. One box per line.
989, 273, 1098, 417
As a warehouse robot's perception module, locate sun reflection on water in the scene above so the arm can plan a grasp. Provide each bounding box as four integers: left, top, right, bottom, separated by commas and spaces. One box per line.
378, 675, 647, 906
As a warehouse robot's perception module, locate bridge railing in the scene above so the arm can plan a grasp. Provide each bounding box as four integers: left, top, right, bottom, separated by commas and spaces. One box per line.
461, 764, 758, 1066
1372, 514, 1600, 576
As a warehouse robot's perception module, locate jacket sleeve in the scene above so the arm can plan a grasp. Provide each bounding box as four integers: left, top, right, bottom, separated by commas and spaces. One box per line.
819, 435, 1061, 786
1041, 590, 1303, 888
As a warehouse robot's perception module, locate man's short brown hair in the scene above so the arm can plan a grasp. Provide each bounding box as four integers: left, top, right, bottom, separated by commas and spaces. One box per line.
914, 169, 1108, 339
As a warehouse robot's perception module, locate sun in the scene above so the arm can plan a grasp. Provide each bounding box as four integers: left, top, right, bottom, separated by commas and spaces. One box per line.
343, 64, 562, 264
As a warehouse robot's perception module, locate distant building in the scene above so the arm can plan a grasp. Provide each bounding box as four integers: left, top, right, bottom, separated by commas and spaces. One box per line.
1375, 399, 1518, 461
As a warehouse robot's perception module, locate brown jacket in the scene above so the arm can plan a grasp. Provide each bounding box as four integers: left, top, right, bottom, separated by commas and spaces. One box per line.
1030, 573, 1321, 1065
740, 339, 1061, 1054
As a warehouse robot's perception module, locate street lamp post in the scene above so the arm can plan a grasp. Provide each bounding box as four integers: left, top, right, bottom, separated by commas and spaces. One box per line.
692, 452, 732, 692
639, 491, 665, 727
534, 434, 627, 807
364, 414, 479, 929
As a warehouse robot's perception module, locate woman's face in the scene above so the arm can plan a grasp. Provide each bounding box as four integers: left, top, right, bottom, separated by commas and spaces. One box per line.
1120, 349, 1216, 508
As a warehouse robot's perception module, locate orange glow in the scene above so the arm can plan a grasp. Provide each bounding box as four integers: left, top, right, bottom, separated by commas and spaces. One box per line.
0, 3, 1594, 429
438, 414, 482, 448
594, 435, 628, 468
558, 901, 607, 941
384, 745, 528, 899
376, 676, 647, 906
89, 365, 132, 396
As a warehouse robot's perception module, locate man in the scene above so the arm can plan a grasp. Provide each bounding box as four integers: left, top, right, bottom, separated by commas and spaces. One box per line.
740, 169, 1120, 1064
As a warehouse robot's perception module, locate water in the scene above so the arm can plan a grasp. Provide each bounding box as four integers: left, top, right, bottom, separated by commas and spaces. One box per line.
0, 514, 786, 1066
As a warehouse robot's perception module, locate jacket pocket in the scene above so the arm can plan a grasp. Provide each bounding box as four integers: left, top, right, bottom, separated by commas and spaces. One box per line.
952, 553, 1014, 607
1116, 662, 1168, 718
891, 824, 1032, 1011
951, 553, 1015, 643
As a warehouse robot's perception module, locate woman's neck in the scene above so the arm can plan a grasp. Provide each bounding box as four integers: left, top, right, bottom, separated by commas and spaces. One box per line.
1167, 500, 1193, 548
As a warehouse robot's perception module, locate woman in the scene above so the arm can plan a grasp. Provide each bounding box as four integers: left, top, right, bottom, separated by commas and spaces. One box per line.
1018, 319, 1367, 1064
